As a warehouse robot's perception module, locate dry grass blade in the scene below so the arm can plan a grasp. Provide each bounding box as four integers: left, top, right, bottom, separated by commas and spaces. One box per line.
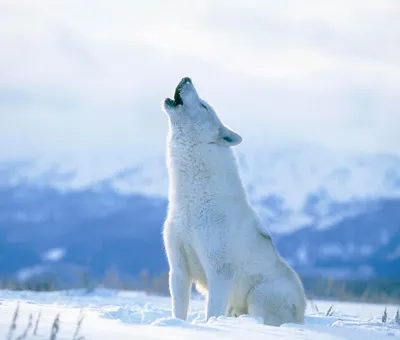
50, 314, 60, 340
7, 302, 20, 340
33, 310, 42, 335
382, 307, 387, 323
72, 309, 85, 340
326, 305, 334, 316
309, 297, 319, 313
394, 309, 399, 325
16, 313, 33, 340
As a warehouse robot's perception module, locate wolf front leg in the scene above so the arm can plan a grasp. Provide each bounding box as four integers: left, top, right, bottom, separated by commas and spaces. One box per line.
169, 266, 191, 320
164, 228, 192, 320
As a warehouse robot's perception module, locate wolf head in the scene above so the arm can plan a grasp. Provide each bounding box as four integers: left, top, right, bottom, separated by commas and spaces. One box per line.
162, 77, 242, 147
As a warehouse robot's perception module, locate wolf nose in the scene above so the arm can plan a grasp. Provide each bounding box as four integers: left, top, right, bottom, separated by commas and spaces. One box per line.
181, 77, 192, 84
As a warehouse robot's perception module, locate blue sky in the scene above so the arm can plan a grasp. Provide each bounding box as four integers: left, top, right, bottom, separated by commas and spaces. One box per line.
1, 0, 399, 165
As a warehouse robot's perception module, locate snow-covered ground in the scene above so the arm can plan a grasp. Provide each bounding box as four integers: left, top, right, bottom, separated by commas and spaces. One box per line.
0, 289, 399, 339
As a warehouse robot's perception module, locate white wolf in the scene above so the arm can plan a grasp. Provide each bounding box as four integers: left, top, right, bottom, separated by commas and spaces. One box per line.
162, 77, 306, 326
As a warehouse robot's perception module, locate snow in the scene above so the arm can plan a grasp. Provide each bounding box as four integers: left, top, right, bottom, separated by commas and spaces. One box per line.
41, 248, 66, 262
16, 266, 46, 282
296, 245, 309, 265
321, 244, 343, 257
0, 289, 398, 339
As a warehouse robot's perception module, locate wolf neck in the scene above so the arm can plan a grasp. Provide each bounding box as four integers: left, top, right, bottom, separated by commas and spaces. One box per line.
167, 141, 248, 204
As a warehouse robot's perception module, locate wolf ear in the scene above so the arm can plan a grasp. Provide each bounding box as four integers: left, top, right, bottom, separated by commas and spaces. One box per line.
215, 125, 242, 147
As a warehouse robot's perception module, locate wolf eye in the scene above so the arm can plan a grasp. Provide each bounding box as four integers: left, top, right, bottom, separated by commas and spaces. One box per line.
223, 136, 233, 142
200, 103, 208, 110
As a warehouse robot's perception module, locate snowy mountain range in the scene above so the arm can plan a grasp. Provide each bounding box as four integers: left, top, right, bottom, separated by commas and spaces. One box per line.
1, 146, 399, 284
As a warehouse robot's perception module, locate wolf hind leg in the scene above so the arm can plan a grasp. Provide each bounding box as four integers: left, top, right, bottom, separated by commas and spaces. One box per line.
247, 282, 304, 326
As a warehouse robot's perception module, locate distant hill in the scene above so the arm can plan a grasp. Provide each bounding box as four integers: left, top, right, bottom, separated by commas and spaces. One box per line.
0, 148, 399, 284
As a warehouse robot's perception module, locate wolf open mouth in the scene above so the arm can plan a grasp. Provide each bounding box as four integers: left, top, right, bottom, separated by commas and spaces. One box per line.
165, 77, 192, 107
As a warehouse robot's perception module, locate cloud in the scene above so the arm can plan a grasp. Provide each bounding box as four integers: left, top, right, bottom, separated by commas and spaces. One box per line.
0, 0, 399, 162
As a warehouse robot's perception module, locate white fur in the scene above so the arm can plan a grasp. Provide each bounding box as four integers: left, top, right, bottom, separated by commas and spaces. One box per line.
162, 78, 306, 326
